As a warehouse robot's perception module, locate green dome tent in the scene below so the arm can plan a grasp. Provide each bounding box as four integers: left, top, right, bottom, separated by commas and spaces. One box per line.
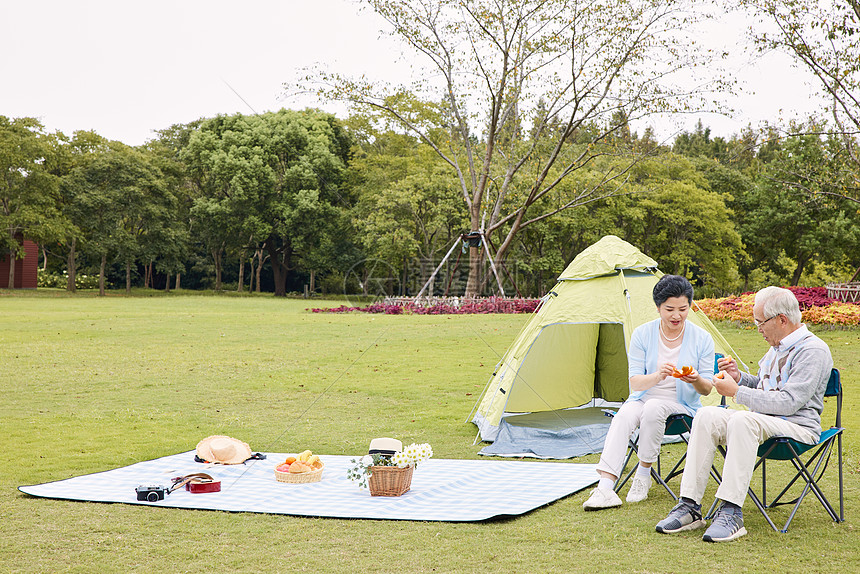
470, 235, 744, 457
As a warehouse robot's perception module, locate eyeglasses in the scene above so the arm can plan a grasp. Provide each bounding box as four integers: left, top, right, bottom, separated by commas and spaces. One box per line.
754, 315, 779, 328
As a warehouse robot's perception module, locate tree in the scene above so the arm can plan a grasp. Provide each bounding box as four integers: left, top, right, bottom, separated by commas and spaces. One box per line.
66, 142, 175, 295
741, 0, 860, 204
302, 0, 727, 296
50, 130, 111, 292
349, 126, 467, 294
571, 153, 745, 290
183, 109, 352, 296
738, 129, 860, 285
0, 116, 67, 288
147, 122, 200, 290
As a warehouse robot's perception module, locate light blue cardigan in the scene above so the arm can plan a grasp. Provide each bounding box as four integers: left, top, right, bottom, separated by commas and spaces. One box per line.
626, 318, 716, 415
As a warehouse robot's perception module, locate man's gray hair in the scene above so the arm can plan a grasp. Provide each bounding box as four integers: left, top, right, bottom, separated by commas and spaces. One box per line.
755, 286, 802, 324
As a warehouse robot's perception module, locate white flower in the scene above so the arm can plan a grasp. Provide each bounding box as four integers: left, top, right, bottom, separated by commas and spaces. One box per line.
360, 455, 373, 466
392, 451, 409, 467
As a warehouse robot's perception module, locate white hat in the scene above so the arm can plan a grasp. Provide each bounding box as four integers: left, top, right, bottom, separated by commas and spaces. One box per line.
368, 437, 402, 456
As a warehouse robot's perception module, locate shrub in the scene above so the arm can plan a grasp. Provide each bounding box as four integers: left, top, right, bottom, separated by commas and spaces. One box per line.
37, 270, 103, 290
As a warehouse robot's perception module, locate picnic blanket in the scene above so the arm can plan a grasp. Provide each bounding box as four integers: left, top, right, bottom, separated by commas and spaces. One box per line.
479, 407, 612, 459
19, 452, 598, 522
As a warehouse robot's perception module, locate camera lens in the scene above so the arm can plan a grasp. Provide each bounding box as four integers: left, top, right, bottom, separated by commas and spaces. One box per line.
146, 491, 160, 502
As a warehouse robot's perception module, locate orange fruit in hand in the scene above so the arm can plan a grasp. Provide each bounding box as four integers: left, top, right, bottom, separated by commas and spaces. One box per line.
672, 366, 693, 378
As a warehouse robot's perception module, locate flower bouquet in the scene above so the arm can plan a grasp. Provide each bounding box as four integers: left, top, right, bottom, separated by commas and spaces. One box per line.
347, 443, 432, 496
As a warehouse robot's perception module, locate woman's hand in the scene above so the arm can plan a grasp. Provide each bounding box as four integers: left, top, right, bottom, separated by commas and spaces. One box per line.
657, 362, 677, 380
678, 368, 713, 395
630, 362, 675, 391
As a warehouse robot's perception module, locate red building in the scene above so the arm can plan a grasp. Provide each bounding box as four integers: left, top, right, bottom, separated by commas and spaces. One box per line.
0, 236, 39, 289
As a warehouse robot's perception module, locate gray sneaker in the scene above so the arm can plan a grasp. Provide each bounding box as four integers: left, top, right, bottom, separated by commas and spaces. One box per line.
655, 499, 706, 534
703, 504, 747, 542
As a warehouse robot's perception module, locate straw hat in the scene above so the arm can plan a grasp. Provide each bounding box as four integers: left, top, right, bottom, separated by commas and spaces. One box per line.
195, 435, 253, 464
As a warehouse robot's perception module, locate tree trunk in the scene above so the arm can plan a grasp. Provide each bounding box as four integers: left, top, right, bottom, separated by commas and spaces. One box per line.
255, 248, 265, 293
100, 254, 107, 297
310, 269, 316, 294
66, 237, 77, 292
272, 263, 287, 296
212, 247, 223, 291
237, 255, 245, 293
175, 273, 181, 290
164, 271, 170, 292
791, 254, 810, 286
465, 244, 480, 298
266, 241, 291, 297
126, 261, 132, 294
6, 248, 15, 289
255, 247, 266, 293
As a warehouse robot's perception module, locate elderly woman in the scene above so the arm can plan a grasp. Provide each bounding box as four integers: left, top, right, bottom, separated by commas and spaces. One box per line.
583, 274, 715, 510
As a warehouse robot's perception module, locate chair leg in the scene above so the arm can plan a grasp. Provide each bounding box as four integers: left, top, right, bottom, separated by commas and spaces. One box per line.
753, 439, 843, 532
651, 463, 678, 501
783, 443, 840, 524
614, 440, 638, 494
746, 485, 781, 532
838, 433, 844, 521
705, 446, 728, 520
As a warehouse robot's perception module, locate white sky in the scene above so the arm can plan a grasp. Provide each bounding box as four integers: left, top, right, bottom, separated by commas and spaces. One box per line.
1, 0, 824, 146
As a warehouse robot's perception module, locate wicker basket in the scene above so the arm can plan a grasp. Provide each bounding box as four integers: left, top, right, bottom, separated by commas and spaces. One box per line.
368, 464, 413, 496
274, 463, 324, 484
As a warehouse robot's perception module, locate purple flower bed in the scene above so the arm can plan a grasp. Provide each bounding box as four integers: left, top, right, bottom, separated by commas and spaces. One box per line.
310, 296, 541, 315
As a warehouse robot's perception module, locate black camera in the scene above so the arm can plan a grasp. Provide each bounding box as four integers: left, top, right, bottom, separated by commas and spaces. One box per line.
136, 484, 169, 502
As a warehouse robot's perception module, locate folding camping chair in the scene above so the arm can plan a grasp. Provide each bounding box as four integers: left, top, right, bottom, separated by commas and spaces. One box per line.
612, 354, 725, 500
744, 367, 845, 532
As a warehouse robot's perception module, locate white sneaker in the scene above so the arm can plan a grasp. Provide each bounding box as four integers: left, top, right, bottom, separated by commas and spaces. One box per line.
626, 474, 651, 503
583, 487, 622, 511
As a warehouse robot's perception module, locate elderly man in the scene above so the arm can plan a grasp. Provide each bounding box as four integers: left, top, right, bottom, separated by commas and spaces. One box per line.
655, 286, 833, 542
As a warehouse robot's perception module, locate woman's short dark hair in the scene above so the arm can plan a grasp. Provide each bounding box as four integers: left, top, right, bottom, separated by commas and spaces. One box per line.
652, 275, 694, 307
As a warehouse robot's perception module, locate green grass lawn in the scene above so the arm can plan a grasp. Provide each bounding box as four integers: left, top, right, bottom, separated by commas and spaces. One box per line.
1, 290, 858, 573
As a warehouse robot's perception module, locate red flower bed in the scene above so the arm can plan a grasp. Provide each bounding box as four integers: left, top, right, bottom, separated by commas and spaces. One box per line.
310, 297, 541, 315
784, 286, 834, 309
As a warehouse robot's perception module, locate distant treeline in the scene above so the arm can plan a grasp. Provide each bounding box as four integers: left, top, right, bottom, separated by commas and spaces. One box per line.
2, 111, 858, 297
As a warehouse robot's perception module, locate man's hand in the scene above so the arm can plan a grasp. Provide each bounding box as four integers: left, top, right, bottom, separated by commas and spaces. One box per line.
717, 355, 741, 382
713, 371, 739, 398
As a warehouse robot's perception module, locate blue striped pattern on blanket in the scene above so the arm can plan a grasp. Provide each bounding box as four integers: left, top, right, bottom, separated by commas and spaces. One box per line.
19, 452, 598, 522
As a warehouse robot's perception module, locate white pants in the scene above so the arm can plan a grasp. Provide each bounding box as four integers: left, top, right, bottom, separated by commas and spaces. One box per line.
596, 399, 688, 479
679, 406, 818, 507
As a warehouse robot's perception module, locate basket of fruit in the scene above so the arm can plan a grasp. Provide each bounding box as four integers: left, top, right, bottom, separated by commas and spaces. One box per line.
274, 450, 324, 484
